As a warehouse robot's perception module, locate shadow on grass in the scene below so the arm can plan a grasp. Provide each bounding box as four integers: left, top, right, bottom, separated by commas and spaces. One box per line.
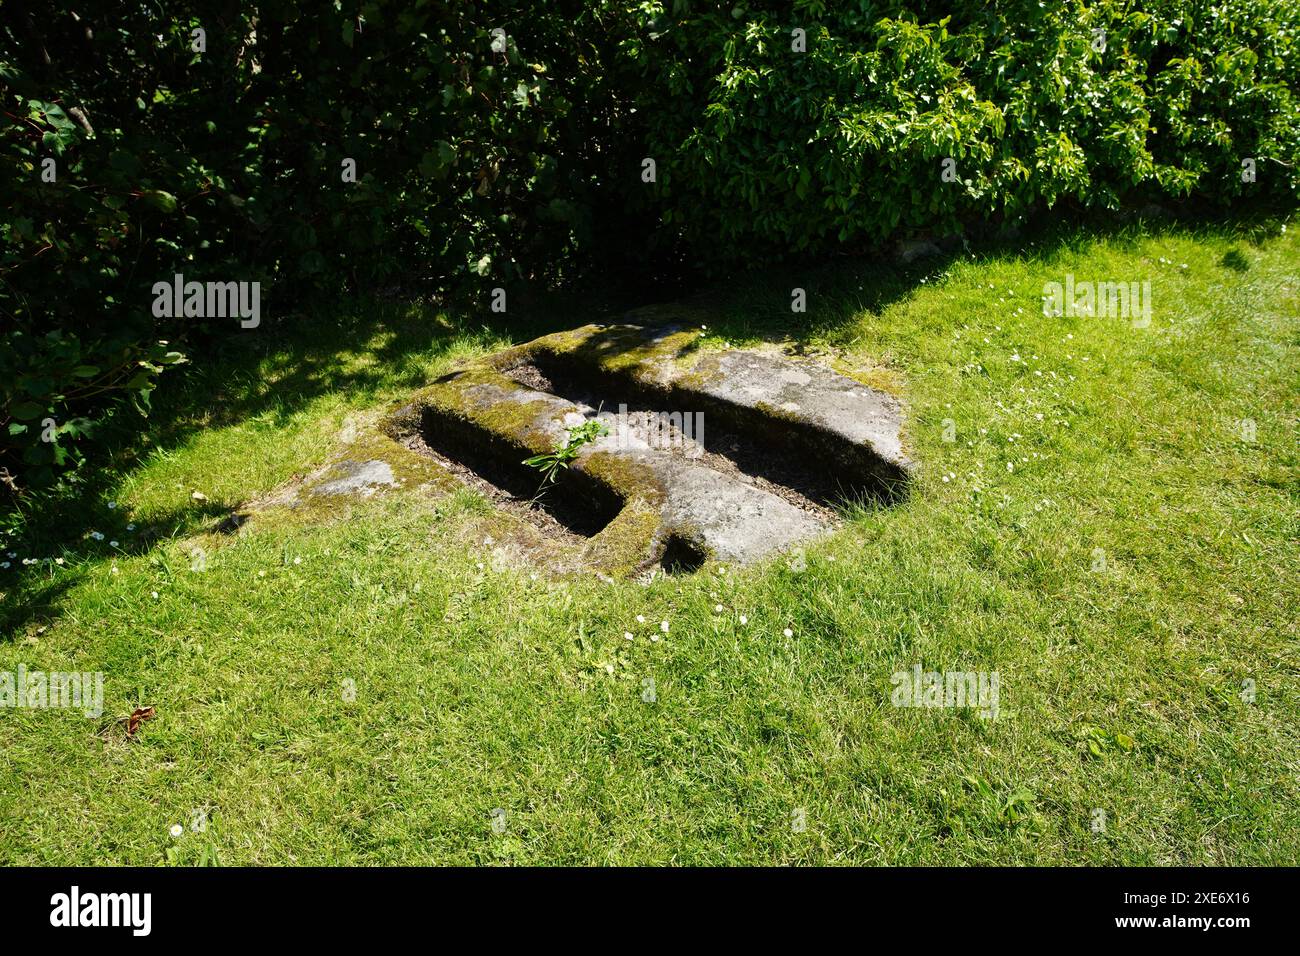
0, 287, 634, 617
0, 499, 242, 642
665, 205, 1290, 350
0, 574, 78, 643
0, 202, 1290, 629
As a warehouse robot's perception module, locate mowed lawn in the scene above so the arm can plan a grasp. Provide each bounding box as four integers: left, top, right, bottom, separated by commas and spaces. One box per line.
1, 223, 1296, 865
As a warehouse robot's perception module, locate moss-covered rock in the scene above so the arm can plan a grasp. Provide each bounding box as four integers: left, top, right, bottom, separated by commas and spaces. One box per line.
228, 320, 912, 578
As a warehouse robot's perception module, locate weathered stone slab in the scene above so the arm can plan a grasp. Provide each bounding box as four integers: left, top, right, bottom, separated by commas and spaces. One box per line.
310, 459, 398, 497
684, 349, 911, 482
491, 323, 914, 488
385, 323, 912, 574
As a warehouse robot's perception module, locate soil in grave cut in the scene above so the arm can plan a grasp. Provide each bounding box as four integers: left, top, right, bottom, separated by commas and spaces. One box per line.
399, 422, 619, 544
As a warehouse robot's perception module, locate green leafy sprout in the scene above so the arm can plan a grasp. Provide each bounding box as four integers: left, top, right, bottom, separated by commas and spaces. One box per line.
522, 416, 608, 496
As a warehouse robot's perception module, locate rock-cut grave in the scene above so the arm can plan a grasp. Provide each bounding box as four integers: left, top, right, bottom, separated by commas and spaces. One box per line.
380, 322, 914, 575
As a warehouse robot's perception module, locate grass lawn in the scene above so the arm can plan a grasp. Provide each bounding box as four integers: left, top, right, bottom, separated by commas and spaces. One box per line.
1, 221, 1296, 865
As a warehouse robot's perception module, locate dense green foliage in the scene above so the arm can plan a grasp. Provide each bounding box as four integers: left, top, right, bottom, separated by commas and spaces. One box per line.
633, 0, 1300, 258
3, 0, 1297, 490
1, 1, 637, 491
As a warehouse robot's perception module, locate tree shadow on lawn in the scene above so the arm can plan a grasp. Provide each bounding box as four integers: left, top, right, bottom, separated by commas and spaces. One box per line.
0, 574, 78, 646
0, 285, 636, 612
672, 207, 1286, 351
0, 204, 1288, 628
0, 498, 237, 643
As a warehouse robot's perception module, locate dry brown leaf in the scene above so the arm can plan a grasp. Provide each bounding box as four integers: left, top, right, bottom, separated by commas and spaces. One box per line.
126, 706, 156, 738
